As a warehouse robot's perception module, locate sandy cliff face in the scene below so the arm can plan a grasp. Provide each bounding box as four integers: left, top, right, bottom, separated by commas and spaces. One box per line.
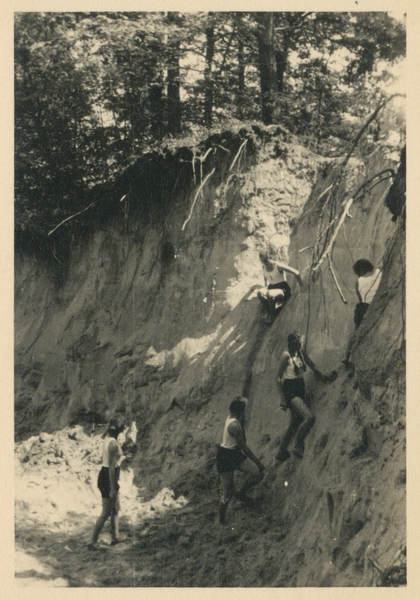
15, 129, 405, 586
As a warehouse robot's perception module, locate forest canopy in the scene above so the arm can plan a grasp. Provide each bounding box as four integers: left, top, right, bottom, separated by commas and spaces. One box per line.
15, 11, 405, 243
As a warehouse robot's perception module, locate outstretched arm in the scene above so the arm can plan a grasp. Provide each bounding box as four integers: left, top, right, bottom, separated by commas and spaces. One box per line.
302, 349, 337, 383
275, 262, 302, 284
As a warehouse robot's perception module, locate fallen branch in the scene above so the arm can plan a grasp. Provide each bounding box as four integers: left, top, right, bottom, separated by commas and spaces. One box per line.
181, 168, 215, 231
229, 138, 248, 173
312, 197, 354, 272
300, 184, 333, 220
328, 254, 347, 304
48, 201, 96, 236
200, 148, 214, 183
311, 96, 404, 269
337, 94, 405, 182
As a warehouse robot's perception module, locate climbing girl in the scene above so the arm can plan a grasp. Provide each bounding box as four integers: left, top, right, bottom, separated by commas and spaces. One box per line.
257, 254, 302, 320
89, 415, 126, 549
275, 332, 336, 462
216, 397, 265, 525
353, 259, 382, 328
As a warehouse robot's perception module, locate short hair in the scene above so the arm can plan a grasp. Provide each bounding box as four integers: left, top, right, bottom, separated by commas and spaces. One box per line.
229, 397, 247, 418
353, 259, 374, 277
287, 332, 301, 353
108, 414, 126, 435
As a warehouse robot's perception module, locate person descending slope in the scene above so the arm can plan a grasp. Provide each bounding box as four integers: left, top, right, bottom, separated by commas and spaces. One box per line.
275, 333, 336, 462
88, 415, 126, 549
352, 259, 382, 328
216, 397, 265, 525
257, 253, 302, 320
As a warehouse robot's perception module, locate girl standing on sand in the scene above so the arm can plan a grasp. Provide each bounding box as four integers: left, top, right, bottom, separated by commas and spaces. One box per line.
88, 415, 126, 549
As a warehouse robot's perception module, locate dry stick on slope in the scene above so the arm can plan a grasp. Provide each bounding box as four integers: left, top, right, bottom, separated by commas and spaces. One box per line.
312, 196, 354, 273
311, 94, 405, 270
313, 169, 395, 275
181, 168, 216, 231
229, 138, 248, 173
47, 201, 96, 236
328, 254, 348, 304
304, 95, 405, 342
198, 147, 215, 183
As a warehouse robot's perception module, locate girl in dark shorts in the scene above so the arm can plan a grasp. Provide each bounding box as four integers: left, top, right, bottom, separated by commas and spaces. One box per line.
216, 397, 265, 525
89, 415, 126, 549
97, 464, 121, 498
275, 333, 336, 462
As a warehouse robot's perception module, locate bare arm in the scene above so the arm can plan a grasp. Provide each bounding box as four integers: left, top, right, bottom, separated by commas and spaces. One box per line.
355, 279, 363, 303
277, 352, 290, 409
228, 422, 264, 472
108, 440, 120, 499
277, 352, 290, 383
276, 262, 302, 284
302, 349, 337, 383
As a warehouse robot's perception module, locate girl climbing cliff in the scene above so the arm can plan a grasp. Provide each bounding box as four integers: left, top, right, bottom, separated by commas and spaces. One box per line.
256, 253, 302, 320
275, 332, 336, 462
353, 259, 382, 328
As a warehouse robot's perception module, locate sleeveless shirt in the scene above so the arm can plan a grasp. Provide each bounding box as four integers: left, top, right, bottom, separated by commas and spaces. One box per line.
357, 269, 382, 304
221, 417, 243, 450
282, 351, 306, 380
102, 436, 123, 468
263, 264, 284, 286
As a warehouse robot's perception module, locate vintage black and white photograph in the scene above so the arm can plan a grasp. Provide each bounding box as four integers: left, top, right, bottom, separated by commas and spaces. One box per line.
14, 8, 407, 587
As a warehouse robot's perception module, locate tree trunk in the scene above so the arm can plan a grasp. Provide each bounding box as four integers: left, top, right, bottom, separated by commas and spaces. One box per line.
236, 38, 245, 120
256, 12, 277, 125
204, 23, 215, 128
149, 83, 163, 138
166, 12, 181, 135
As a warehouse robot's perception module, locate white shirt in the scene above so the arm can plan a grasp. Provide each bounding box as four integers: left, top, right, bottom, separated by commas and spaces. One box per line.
102, 436, 123, 468
358, 269, 382, 304
263, 264, 284, 286
282, 351, 306, 380
221, 417, 242, 449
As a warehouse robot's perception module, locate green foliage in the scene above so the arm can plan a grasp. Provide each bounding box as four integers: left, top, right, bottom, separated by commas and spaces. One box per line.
15, 11, 405, 246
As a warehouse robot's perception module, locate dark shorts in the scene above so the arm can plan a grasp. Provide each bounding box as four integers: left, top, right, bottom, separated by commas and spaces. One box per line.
267, 281, 291, 302
216, 446, 247, 474
97, 466, 120, 499
283, 378, 305, 407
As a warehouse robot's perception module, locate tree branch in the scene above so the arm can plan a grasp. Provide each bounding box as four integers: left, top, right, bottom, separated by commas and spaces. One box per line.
328, 254, 347, 304
312, 196, 354, 272
229, 138, 248, 173
48, 201, 96, 236
181, 168, 215, 231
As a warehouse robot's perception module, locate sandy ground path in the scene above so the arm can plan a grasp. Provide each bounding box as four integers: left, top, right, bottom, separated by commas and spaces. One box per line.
15, 425, 287, 587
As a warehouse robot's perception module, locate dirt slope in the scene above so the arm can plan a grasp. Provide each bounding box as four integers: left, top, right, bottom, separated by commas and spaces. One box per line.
15, 127, 406, 586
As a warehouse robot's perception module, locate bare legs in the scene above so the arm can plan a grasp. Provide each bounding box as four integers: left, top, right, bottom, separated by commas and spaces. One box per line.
277, 395, 315, 459
90, 495, 120, 545
218, 460, 263, 524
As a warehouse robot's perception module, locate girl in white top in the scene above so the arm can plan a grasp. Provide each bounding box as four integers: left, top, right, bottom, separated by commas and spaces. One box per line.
353, 259, 382, 328
216, 397, 265, 525
276, 333, 335, 462
89, 415, 126, 549
257, 255, 302, 318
